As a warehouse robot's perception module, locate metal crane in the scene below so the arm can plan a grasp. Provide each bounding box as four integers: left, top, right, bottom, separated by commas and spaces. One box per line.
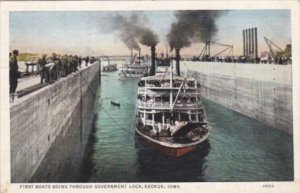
264, 37, 284, 59
199, 41, 233, 59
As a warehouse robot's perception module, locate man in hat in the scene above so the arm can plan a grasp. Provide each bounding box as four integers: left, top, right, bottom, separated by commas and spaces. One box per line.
47, 52, 58, 82
10, 50, 19, 101
78, 56, 82, 69
74, 55, 79, 72
60, 54, 68, 77
85, 56, 89, 67
38, 54, 49, 84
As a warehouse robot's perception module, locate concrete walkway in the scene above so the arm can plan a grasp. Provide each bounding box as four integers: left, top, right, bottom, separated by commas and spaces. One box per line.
17, 75, 41, 92
11, 64, 93, 103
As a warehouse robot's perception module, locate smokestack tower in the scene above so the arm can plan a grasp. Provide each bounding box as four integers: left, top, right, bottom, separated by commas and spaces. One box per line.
150, 46, 156, 76
245, 29, 248, 57
251, 28, 255, 57
243, 30, 246, 56
248, 29, 253, 57
254, 27, 258, 59
243, 27, 258, 60
175, 48, 180, 76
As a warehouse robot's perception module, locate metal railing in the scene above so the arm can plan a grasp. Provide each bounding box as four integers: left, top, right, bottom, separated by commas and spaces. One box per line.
137, 100, 203, 109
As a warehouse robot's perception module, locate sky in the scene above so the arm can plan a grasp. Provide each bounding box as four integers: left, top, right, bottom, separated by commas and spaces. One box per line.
9, 10, 291, 57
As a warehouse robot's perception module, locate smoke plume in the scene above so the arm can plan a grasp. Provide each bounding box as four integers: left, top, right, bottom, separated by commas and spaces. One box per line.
167, 10, 224, 50
140, 28, 159, 47
112, 13, 159, 50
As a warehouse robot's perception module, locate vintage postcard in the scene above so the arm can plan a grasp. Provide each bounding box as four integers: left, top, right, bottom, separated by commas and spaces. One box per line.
0, 0, 300, 193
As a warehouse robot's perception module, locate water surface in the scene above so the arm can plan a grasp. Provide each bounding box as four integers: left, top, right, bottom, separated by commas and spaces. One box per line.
82, 70, 293, 182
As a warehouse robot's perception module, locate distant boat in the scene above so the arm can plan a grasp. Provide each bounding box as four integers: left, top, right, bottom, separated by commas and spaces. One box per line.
119, 52, 149, 78
102, 56, 118, 72
103, 64, 117, 72
111, 100, 120, 107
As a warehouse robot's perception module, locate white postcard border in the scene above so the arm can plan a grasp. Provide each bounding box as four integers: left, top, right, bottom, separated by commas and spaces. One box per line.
1, 1, 300, 193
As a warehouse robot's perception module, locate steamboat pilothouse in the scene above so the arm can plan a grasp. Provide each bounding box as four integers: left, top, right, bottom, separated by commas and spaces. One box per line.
135, 47, 209, 157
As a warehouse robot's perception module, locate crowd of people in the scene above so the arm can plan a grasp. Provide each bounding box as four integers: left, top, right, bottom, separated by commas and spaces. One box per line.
9, 50, 97, 102
37, 53, 97, 84
189, 55, 292, 65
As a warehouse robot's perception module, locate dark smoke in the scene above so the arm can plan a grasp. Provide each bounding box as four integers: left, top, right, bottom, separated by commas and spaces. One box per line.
140, 28, 159, 47
111, 13, 159, 50
167, 10, 224, 50
112, 14, 141, 50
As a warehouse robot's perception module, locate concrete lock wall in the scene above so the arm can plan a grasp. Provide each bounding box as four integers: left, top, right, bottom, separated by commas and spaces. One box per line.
10, 62, 101, 183
30, 72, 99, 182
182, 61, 293, 134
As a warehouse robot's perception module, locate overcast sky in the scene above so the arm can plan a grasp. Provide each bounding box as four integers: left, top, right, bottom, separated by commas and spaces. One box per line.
10, 10, 291, 57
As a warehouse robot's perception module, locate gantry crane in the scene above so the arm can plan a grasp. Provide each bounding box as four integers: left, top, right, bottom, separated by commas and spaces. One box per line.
199, 41, 233, 59
264, 37, 284, 59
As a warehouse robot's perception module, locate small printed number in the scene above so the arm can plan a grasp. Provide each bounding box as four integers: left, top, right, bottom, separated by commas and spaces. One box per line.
262, 184, 274, 188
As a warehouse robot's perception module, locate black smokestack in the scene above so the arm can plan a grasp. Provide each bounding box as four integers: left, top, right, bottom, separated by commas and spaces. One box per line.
167, 10, 224, 50
175, 48, 180, 76
139, 24, 158, 77
150, 46, 156, 76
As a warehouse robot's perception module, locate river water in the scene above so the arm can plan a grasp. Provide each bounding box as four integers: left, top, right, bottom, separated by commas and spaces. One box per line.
80, 70, 293, 182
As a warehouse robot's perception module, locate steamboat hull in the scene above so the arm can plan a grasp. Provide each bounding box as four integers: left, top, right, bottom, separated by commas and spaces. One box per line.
135, 126, 209, 157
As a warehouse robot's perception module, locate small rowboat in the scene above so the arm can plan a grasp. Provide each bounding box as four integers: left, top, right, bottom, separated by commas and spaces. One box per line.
111, 100, 120, 107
